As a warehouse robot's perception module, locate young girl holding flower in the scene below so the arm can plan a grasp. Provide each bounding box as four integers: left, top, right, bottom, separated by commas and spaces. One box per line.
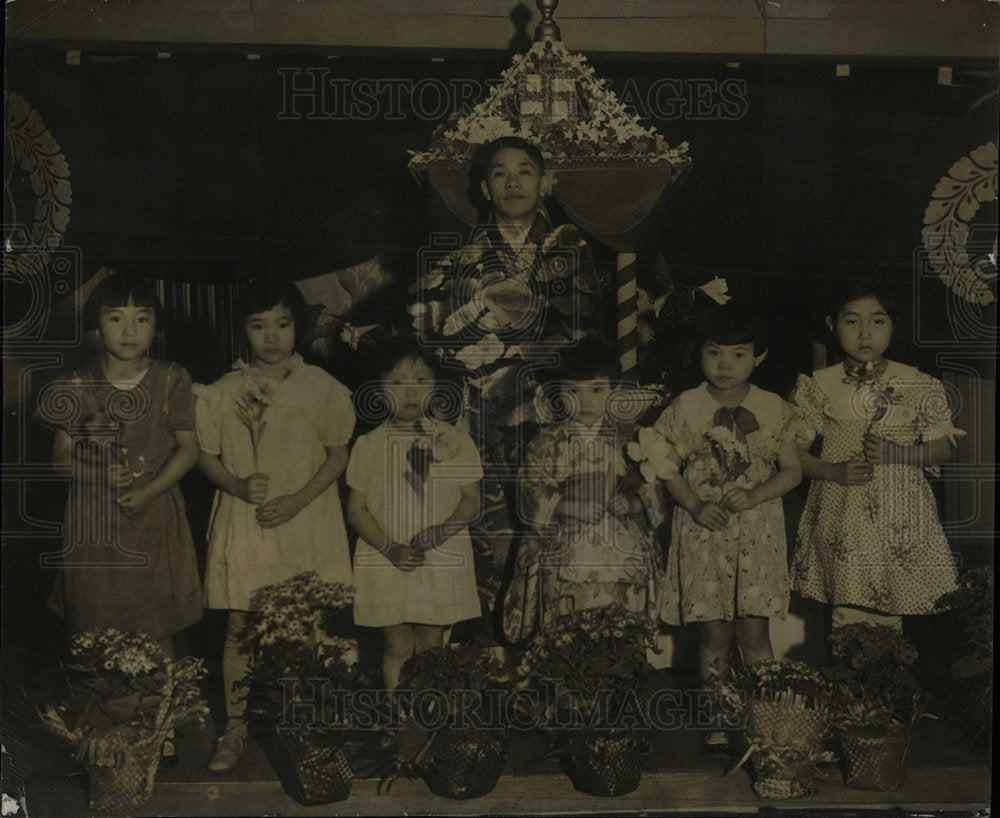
346, 339, 482, 689
790, 281, 960, 630
503, 340, 663, 642
194, 279, 355, 771
651, 307, 802, 751
37, 273, 203, 651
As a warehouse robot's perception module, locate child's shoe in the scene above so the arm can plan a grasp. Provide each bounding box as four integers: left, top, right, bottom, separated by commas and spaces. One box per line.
207, 733, 245, 773
700, 730, 730, 756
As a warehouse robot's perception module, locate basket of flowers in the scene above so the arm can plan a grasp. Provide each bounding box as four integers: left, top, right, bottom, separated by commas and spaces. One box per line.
827, 624, 934, 791
239, 572, 362, 806
731, 659, 833, 799
383, 644, 510, 800
37, 629, 208, 812
515, 606, 658, 797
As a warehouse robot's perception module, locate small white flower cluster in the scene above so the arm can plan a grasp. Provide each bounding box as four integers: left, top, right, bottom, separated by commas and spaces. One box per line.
70, 629, 165, 678
248, 572, 355, 649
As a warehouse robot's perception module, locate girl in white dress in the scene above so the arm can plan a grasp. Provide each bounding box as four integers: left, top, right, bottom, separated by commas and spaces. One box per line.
194, 280, 355, 771
347, 339, 482, 690
790, 281, 961, 630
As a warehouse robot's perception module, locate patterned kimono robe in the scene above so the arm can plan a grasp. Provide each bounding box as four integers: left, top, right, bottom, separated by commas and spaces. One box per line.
410, 210, 607, 615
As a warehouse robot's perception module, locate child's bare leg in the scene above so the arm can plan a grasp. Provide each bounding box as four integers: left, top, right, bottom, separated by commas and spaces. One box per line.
208, 611, 249, 772
221, 611, 249, 738
699, 620, 735, 685
383, 624, 415, 691
699, 620, 735, 749
413, 625, 446, 654
734, 616, 773, 666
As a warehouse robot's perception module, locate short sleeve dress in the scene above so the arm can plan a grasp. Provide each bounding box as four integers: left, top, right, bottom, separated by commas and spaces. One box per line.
789, 360, 961, 614
195, 353, 354, 610
346, 419, 482, 627
652, 383, 803, 625
36, 360, 203, 637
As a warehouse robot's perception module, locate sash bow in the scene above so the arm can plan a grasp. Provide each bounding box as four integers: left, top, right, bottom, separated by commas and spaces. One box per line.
712, 405, 759, 444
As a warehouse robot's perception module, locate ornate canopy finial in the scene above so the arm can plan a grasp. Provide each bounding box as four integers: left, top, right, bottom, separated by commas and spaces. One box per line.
534, 0, 561, 43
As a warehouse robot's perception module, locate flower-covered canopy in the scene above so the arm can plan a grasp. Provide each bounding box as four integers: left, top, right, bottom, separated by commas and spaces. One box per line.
409, 39, 691, 253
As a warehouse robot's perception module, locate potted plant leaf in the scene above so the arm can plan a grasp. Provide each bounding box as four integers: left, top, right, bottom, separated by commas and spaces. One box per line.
514, 605, 658, 797
37, 629, 208, 812
827, 623, 934, 791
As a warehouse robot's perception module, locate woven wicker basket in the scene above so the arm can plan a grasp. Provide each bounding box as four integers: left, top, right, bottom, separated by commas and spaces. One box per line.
840, 729, 909, 791
745, 699, 828, 747
563, 731, 642, 797
417, 727, 508, 800
85, 740, 161, 812
269, 727, 352, 806
741, 699, 830, 800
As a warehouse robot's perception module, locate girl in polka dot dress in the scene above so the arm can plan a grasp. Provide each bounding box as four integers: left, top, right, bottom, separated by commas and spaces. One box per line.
790, 281, 961, 631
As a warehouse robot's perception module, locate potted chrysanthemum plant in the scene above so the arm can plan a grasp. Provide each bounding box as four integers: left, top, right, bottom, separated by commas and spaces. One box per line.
37, 629, 208, 811
380, 644, 511, 800
238, 572, 364, 806
514, 606, 659, 797
827, 624, 935, 791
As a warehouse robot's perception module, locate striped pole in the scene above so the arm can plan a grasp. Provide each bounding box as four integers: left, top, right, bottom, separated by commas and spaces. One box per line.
616, 251, 638, 380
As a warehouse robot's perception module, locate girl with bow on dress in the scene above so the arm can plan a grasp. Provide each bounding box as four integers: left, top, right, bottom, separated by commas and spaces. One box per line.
346, 338, 482, 690
650, 306, 803, 753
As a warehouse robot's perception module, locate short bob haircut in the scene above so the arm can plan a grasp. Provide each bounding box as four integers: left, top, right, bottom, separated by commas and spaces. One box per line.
83, 273, 163, 331
694, 304, 768, 356
824, 278, 901, 327
362, 333, 445, 386
236, 279, 311, 349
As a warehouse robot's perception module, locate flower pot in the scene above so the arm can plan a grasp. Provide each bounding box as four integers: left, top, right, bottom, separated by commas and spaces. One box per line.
562, 731, 642, 797
840, 728, 909, 791
268, 727, 352, 805
418, 728, 508, 800
85, 740, 161, 812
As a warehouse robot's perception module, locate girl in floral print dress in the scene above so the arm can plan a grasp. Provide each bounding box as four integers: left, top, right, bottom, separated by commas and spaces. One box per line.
790, 281, 960, 631
502, 340, 663, 642
651, 307, 802, 751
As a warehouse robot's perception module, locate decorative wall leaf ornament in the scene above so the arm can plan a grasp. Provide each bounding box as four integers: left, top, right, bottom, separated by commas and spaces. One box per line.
921, 142, 997, 306
4, 91, 72, 263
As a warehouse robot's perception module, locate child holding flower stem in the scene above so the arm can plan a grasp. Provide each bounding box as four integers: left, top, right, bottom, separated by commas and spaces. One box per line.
36, 274, 203, 658
790, 280, 961, 632
502, 340, 664, 643
346, 338, 482, 690
651, 307, 803, 752
194, 279, 355, 772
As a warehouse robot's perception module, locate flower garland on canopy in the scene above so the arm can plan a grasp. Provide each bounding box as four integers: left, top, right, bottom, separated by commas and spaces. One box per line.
408, 40, 689, 173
